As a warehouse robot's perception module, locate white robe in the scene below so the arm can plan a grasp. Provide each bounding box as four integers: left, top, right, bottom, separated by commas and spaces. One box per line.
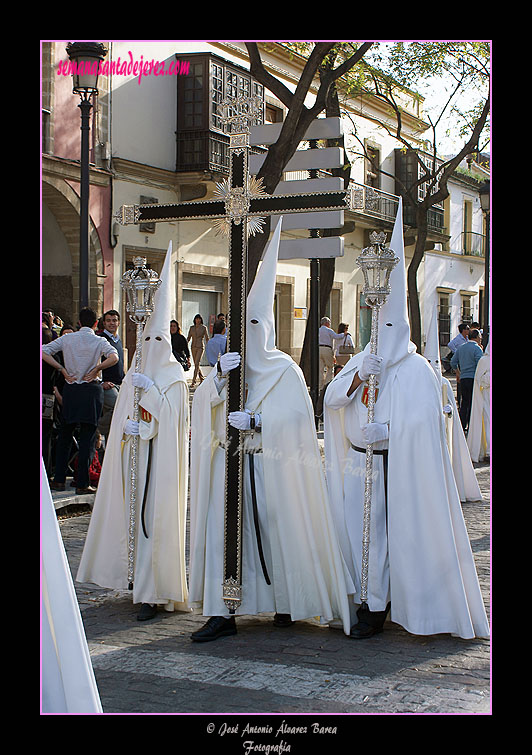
41, 461, 102, 713
188, 363, 355, 634
441, 377, 483, 501
324, 351, 490, 640
77, 365, 189, 608
467, 355, 490, 463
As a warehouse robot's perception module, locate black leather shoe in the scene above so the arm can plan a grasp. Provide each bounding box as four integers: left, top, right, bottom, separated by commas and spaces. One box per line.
350, 621, 384, 639
273, 613, 295, 627
191, 616, 237, 642
137, 603, 157, 621
349, 602, 390, 639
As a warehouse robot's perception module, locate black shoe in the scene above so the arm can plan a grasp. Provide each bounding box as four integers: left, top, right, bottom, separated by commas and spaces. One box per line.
191, 616, 237, 642
350, 602, 390, 639
350, 621, 384, 639
273, 613, 295, 627
137, 603, 157, 621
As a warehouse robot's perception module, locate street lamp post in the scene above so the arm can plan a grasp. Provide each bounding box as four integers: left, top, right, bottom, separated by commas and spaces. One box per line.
66, 42, 108, 310
479, 181, 490, 349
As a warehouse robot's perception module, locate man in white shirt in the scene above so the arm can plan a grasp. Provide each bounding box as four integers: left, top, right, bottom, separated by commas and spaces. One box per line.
42, 307, 118, 493
319, 317, 345, 390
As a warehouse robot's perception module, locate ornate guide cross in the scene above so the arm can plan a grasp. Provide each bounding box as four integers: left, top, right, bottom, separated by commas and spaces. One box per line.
114, 95, 349, 613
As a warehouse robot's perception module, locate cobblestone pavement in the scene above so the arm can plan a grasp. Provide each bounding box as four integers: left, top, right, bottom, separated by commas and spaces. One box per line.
57, 456, 491, 725
52, 371, 491, 730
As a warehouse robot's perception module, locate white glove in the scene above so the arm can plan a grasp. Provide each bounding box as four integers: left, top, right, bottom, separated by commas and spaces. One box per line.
124, 419, 139, 436
132, 372, 154, 391
443, 404, 453, 416
362, 422, 389, 444
228, 410, 261, 430
358, 354, 383, 381
219, 351, 241, 374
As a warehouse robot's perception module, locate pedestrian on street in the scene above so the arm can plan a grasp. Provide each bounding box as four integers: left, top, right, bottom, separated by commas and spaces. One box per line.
42, 307, 119, 494
447, 323, 470, 407
334, 323, 356, 367
205, 318, 227, 366
187, 314, 209, 387
96, 310, 125, 441
170, 320, 191, 372
318, 317, 345, 390
450, 329, 484, 433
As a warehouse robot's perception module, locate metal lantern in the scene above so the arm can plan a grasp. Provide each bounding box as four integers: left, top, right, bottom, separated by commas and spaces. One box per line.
355, 231, 399, 608
122, 257, 161, 323
66, 41, 107, 97
357, 231, 398, 307
120, 257, 161, 588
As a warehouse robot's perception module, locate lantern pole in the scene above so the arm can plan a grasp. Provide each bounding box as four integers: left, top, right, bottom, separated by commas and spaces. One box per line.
120, 257, 161, 589
355, 231, 398, 609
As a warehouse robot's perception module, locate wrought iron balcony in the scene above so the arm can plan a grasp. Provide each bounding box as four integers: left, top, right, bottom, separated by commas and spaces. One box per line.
349, 182, 400, 223
460, 231, 486, 257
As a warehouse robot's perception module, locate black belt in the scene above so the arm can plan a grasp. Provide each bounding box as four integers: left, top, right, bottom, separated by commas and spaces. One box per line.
319, 344, 332, 348
141, 439, 153, 538
351, 444, 388, 457
247, 452, 271, 586
351, 444, 389, 532
218, 440, 270, 583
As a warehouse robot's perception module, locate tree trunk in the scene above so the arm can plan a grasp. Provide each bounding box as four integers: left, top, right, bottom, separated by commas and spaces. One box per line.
407, 207, 429, 351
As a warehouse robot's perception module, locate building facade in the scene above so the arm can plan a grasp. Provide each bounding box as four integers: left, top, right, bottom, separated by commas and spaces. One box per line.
41, 41, 488, 368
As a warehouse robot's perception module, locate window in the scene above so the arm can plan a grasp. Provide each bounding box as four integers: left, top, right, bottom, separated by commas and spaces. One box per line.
177, 53, 265, 173
461, 293, 474, 325
183, 62, 204, 129
438, 293, 451, 347
462, 198, 473, 253
365, 145, 380, 188
266, 103, 283, 123
139, 195, 158, 234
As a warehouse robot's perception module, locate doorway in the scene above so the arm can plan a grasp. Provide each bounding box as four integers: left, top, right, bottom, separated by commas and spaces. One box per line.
182, 288, 220, 366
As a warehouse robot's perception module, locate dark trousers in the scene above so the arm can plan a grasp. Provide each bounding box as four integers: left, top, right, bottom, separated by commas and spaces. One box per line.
459, 377, 474, 432
54, 421, 97, 489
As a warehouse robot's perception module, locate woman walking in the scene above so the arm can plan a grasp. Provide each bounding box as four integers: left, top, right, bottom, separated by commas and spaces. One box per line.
334, 323, 356, 367
170, 320, 191, 372
187, 314, 209, 386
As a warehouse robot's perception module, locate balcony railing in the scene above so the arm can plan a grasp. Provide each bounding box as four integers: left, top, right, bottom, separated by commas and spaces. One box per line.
283, 172, 401, 223
349, 182, 400, 223
461, 231, 486, 257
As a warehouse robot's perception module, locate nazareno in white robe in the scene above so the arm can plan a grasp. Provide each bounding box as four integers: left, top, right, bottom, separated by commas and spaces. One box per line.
324, 200, 489, 639
423, 306, 482, 501
442, 376, 483, 501
467, 353, 490, 463
188, 217, 354, 633
41, 461, 102, 713
324, 351, 490, 639
77, 243, 189, 609
188, 364, 354, 632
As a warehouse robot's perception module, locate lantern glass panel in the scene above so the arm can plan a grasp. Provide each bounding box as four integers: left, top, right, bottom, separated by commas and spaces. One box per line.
73, 57, 100, 93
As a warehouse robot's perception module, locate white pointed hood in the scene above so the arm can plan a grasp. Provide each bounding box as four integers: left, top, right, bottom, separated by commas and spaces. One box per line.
245, 217, 292, 411
363, 198, 416, 370
140, 241, 184, 392
423, 305, 443, 386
